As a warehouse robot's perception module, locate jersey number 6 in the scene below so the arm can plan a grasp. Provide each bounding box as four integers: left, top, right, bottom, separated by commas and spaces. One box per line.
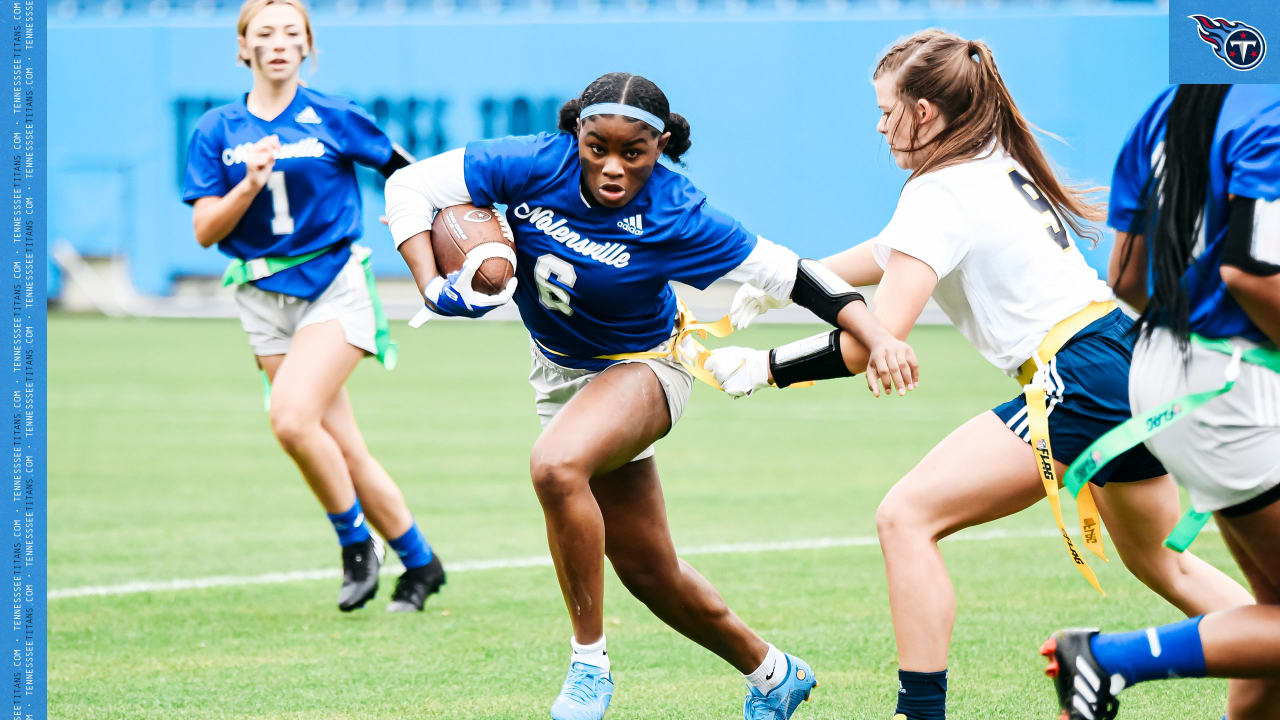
1008, 169, 1070, 251
534, 254, 576, 316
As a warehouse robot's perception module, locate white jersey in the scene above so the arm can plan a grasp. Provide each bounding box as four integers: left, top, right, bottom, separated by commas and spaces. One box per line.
872, 147, 1114, 376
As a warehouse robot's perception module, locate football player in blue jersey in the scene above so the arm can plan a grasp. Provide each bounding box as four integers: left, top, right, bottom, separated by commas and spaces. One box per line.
385, 72, 918, 720
1043, 84, 1280, 720
181, 0, 444, 614
704, 31, 1253, 720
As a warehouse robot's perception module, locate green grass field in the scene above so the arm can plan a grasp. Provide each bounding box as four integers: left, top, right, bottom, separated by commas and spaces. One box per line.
49, 315, 1236, 719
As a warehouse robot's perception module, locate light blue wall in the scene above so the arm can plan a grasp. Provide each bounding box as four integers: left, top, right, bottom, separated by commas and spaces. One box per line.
50, 6, 1168, 295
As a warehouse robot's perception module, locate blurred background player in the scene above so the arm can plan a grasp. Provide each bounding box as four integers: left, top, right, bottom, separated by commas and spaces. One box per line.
180, 0, 444, 613
706, 30, 1252, 720
384, 71, 916, 720
1043, 84, 1280, 720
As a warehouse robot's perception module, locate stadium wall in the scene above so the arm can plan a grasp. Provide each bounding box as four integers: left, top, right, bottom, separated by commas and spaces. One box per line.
50, 4, 1167, 298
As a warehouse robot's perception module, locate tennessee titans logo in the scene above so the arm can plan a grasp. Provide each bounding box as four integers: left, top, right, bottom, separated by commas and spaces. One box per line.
1189, 15, 1267, 71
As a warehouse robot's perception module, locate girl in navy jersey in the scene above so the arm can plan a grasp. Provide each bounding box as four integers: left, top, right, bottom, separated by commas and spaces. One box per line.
181, 0, 444, 614
385, 72, 918, 720
1043, 84, 1280, 720
707, 30, 1252, 720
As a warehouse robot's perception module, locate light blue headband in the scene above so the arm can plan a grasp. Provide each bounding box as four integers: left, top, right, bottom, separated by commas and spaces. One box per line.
579, 102, 666, 133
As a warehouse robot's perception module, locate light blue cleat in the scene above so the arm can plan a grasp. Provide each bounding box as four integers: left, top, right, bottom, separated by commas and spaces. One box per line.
550, 661, 614, 720
743, 654, 817, 720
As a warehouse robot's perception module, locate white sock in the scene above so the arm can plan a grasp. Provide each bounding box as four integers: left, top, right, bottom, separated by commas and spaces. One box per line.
571, 635, 609, 672
745, 644, 786, 694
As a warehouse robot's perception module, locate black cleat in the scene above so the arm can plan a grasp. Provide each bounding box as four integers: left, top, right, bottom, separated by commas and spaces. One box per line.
338, 536, 384, 612
386, 554, 446, 612
1040, 629, 1122, 720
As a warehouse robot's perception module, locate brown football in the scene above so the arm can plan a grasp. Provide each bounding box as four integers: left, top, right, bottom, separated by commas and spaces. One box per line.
430, 204, 516, 295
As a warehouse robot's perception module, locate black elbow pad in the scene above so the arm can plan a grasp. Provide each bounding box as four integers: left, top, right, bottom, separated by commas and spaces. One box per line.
377, 144, 415, 179
791, 258, 866, 326
1222, 195, 1280, 276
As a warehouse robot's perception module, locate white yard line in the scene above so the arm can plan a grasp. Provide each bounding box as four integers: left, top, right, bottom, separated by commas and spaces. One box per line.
49, 526, 1207, 601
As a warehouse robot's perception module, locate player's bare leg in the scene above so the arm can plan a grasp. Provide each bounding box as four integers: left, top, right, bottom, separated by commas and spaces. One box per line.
321, 386, 411, 539
592, 457, 767, 672
1092, 475, 1253, 615
257, 319, 364, 513
1213, 505, 1280, 720
529, 362, 672, 646
316, 343, 443, 612
875, 411, 1047, 672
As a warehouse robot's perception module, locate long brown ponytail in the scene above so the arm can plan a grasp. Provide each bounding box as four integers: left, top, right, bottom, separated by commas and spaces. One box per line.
874, 29, 1105, 244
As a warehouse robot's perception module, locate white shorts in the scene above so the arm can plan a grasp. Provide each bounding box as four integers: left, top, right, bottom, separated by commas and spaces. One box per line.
528, 340, 694, 462
234, 251, 377, 358
1130, 327, 1280, 513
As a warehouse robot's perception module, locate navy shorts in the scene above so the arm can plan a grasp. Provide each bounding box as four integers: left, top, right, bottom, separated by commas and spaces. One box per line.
993, 309, 1167, 486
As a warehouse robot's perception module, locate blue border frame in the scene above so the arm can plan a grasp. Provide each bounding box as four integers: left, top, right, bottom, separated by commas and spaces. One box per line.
10, 0, 45, 717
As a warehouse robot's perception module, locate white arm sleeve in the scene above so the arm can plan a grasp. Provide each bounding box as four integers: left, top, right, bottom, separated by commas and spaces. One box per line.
722, 236, 800, 301
385, 147, 473, 249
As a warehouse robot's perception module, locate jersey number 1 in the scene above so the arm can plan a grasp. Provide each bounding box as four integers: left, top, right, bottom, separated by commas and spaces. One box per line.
1008, 169, 1069, 250
266, 171, 295, 235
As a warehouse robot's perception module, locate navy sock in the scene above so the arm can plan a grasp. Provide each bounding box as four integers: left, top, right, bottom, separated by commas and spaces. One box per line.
895, 669, 947, 720
388, 521, 433, 569
326, 499, 372, 547
1089, 616, 1207, 688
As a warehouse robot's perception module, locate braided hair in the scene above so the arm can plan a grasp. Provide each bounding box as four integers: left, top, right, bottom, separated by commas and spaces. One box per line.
558, 72, 692, 163
1121, 85, 1232, 350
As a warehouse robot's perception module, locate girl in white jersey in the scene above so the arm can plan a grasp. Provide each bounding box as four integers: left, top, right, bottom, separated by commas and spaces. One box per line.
706, 30, 1252, 720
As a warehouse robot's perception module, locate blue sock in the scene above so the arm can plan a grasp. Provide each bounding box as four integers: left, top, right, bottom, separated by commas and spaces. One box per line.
1089, 616, 1207, 687
326, 499, 372, 547
895, 669, 947, 720
388, 521, 433, 569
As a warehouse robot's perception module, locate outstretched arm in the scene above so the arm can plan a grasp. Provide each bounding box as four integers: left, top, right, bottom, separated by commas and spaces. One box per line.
721, 240, 918, 394
822, 241, 885, 287
710, 249, 928, 397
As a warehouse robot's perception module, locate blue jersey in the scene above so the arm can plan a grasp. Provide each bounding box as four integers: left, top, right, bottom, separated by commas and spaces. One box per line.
182, 86, 394, 301
1110, 85, 1280, 342
464, 132, 758, 370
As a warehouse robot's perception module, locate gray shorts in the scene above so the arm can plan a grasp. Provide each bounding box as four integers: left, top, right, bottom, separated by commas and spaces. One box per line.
528, 340, 694, 462
1130, 327, 1280, 513
234, 251, 377, 357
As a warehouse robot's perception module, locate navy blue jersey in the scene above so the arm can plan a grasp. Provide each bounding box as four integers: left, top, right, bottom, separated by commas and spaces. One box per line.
464, 132, 757, 370
182, 86, 394, 301
1110, 85, 1280, 342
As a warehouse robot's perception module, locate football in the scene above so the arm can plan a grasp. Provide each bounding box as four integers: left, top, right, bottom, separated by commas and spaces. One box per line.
430, 204, 516, 295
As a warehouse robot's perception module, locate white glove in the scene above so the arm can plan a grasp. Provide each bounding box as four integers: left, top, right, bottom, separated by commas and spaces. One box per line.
409, 245, 518, 327
704, 346, 772, 398
730, 283, 792, 330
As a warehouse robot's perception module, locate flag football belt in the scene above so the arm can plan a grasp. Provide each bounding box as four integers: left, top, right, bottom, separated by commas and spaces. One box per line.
536, 297, 830, 391
1018, 300, 1118, 596
223, 244, 398, 410
1062, 334, 1280, 554
536, 297, 762, 391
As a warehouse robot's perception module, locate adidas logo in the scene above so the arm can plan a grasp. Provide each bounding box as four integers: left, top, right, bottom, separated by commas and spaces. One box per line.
295, 106, 322, 124
617, 214, 644, 236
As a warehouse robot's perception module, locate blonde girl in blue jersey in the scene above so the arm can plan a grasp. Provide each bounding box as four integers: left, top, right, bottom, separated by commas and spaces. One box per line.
707, 30, 1252, 720
1043, 84, 1280, 720
182, 0, 443, 613
386, 72, 918, 720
